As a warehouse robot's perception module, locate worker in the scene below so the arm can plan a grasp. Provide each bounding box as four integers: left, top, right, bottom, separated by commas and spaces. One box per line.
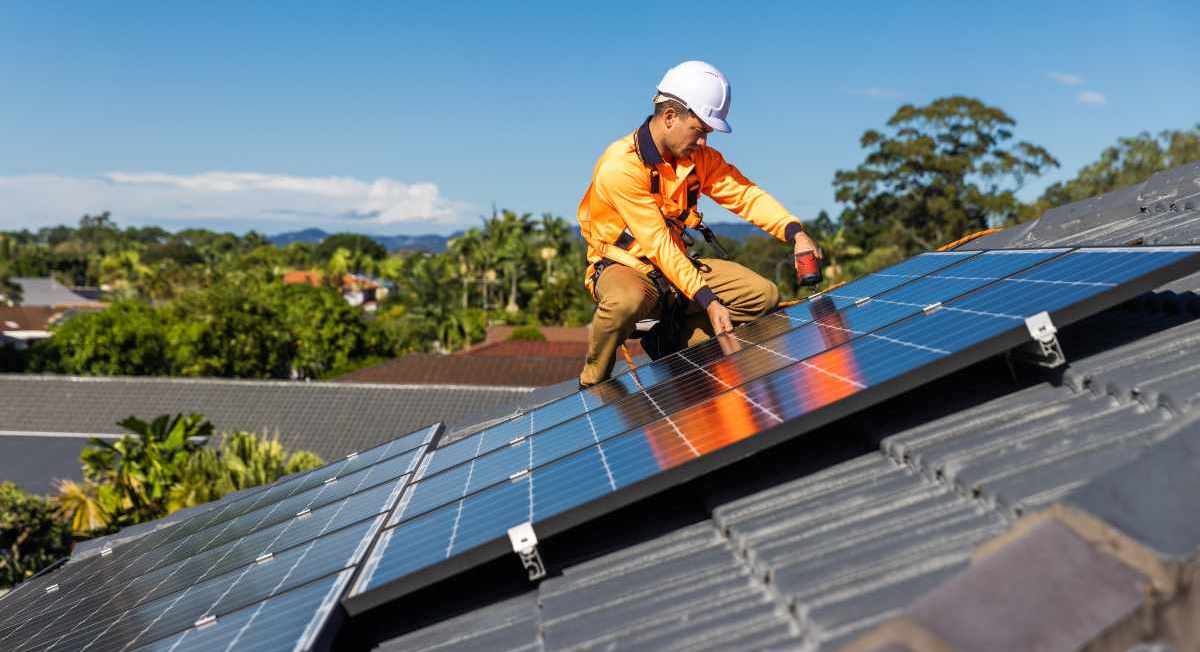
577, 60, 822, 387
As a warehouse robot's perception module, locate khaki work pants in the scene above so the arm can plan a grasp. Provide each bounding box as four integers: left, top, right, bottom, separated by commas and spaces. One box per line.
579, 258, 780, 386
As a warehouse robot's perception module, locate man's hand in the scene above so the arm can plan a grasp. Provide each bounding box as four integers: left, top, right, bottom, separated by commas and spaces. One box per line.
706, 300, 734, 336
794, 231, 822, 260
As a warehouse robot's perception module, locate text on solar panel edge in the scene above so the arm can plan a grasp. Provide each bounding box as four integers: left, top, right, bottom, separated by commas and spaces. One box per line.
340, 246, 1200, 618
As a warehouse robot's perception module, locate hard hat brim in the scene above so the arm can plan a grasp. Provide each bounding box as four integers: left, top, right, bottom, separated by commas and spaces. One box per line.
700, 114, 732, 134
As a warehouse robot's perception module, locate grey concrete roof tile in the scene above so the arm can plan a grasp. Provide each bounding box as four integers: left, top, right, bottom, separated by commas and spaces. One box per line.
775, 509, 1003, 607
540, 545, 744, 623
600, 602, 790, 652
726, 470, 928, 554
374, 593, 539, 652
541, 578, 765, 651
541, 521, 722, 591
760, 501, 998, 593
713, 454, 899, 529
1064, 418, 1200, 560
899, 394, 1127, 478
880, 385, 1072, 464
904, 519, 1149, 652
955, 412, 1172, 514
798, 558, 969, 650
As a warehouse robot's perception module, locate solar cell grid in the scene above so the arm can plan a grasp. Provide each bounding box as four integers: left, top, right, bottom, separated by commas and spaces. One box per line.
424, 251, 980, 477
130, 570, 352, 652
0, 441, 426, 637
386, 249, 1064, 529
347, 246, 1200, 607
0, 423, 442, 652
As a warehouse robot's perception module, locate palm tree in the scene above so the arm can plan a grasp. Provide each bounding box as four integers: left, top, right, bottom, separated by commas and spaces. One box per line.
52, 479, 112, 535
489, 210, 535, 314
448, 229, 484, 309
537, 213, 573, 281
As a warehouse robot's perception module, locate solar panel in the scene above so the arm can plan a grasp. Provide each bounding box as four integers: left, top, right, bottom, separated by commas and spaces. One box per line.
0, 423, 442, 652
423, 250, 982, 477
344, 246, 1200, 613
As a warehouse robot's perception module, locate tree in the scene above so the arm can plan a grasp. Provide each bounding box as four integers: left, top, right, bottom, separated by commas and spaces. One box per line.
56, 414, 324, 536
315, 233, 387, 265
0, 482, 71, 588
273, 283, 373, 379
834, 96, 1059, 255
1034, 125, 1200, 215
27, 300, 171, 375
164, 282, 294, 378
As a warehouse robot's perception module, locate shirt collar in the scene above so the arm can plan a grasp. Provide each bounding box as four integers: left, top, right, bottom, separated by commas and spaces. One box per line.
635, 116, 694, 178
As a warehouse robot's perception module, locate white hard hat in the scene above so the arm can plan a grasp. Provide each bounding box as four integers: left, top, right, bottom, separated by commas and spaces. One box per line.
656, 60, 732, 133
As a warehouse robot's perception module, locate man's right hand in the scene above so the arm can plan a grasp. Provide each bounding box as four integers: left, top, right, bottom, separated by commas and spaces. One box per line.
706, 300, 734, 337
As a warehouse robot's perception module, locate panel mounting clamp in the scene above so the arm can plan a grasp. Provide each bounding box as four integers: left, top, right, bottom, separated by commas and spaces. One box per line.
1014, 311, 1065, 368
507, 522, 546, 581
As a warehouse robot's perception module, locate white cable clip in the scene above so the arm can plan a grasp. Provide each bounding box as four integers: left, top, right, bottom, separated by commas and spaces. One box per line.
194, 614, 217, 629
507, 522, 546, 581
922, 302, 943, 314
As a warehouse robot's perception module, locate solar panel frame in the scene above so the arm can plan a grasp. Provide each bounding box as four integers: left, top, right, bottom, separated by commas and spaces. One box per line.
343, 246, 1200, 615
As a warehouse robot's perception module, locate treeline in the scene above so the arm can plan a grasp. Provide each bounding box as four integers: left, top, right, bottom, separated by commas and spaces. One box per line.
1, 97, 1197, 380
0, 414, 323, 588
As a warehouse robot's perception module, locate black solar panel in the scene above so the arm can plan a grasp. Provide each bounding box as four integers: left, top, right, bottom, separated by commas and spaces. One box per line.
344, 246, 1200, 613
0, 424, 441, 652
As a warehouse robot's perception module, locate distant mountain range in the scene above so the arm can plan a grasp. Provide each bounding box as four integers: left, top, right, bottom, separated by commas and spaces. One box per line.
268, 222, 769, 254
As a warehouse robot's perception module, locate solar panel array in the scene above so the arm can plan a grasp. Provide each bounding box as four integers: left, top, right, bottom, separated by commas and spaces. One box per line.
4, 245, 1200, 649
344, 246, 1200, 611
0, 423, 440, 652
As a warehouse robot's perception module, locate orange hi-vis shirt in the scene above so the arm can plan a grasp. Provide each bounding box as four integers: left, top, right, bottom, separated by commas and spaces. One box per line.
578, 118, 804, 308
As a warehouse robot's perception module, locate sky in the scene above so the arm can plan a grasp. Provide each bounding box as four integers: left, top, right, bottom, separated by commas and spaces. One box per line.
1, 1, 1197, 236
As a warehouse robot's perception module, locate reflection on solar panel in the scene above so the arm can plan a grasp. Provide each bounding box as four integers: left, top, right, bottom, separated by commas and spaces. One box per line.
0, 423, 441, 652
344, 246, 1200, 613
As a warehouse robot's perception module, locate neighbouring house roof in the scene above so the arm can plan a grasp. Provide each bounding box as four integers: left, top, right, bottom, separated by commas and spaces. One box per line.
0, 375, 531, 492
282, 270, 381, 290
0, 306, 66, 332
334, 353, 584, 387
481, 326, 591, 344
10, 277, 106, 309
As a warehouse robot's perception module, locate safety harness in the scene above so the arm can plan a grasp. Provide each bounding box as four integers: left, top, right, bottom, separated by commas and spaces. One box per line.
588, 118, 730, 359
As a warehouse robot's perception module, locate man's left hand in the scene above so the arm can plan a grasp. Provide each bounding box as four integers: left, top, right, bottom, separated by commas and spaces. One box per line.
794, 231, 822, 260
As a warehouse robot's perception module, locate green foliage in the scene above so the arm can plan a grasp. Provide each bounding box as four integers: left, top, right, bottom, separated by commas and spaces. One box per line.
28, 301, 171, 375
1032, 125, 1200, 216
316, 233, 387, 264
508, 325, 546, 342
0, 482, 71, 589
57, 414, 324, 537
834, 96, 1059, 255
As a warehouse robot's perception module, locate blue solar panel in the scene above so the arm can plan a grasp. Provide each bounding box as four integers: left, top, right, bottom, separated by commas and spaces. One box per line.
383, 249, 1065, 529
346, 247, 1200, 607
130, 570, 352, 652
423, 251, 986, 477
0, 424, 441, 652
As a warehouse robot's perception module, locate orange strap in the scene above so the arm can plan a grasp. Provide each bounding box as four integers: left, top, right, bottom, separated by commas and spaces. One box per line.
619, 343, 637, 370
936, 228, 1002, 252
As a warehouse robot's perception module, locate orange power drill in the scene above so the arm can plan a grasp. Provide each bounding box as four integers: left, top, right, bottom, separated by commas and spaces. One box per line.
796, 251, 823, 287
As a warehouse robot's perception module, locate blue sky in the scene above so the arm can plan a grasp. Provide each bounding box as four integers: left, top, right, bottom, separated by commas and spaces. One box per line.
1, 1, 1196, 235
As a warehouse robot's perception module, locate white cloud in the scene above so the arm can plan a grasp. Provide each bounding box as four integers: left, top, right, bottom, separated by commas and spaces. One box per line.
1077, 91, 1107, 105
848, 87, 903, 100
1048, 71, 1084, 86
0, 171, 472, 232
